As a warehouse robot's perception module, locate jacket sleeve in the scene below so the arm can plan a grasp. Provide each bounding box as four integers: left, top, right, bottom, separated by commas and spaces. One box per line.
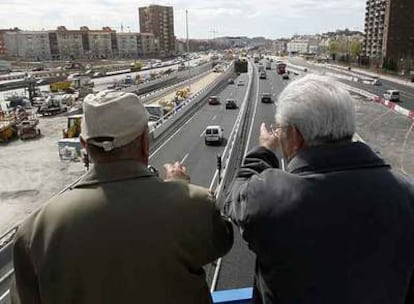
10, 218, 42, 304
223, 146, 279, 236
184, 184, 234, 267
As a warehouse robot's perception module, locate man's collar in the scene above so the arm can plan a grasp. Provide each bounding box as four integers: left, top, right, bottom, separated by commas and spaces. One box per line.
287, 142, 390, 175
73, 160, 156, 188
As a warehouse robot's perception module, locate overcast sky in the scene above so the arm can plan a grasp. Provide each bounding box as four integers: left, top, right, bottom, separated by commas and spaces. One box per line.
0, 0, 365, 39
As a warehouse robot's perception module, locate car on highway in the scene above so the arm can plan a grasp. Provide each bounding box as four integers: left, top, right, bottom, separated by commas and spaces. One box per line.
228, 78, 235, 84
372, 78, 382, 86
225, 99, 237, 109
261, 93, 272, 103
205, 125, 224, 145
259, 71, 267, 79
208, 96, 220, 105
383, 90, 400, 102
282, 73, 290, 80
237, 80, 245, 86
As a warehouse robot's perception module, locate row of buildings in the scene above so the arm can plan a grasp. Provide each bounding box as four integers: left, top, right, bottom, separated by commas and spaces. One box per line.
0, 27, 159, 60
0, 4, 177, 60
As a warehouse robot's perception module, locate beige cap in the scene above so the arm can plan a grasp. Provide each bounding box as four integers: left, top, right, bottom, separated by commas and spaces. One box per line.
81, 91, 148, 151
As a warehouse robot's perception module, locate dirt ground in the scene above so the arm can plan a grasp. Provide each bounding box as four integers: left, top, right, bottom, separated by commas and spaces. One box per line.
0, 114, 84, 236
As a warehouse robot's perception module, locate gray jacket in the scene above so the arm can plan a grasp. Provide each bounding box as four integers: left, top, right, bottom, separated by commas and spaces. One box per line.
225, 143, 414, 304
12, 161, 233, 304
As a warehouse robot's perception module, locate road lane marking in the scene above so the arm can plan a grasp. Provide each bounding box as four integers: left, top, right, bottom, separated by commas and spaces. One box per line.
180, 153, 189, 164
212, 114, 217, 120
150, 114, 198, 159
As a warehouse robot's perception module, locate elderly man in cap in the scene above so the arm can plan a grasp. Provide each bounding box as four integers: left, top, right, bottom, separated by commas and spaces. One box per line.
225, 75, 414, 304
11, 91, 233, 304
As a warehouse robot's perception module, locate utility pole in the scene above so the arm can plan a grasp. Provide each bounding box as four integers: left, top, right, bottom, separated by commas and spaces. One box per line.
186, 10, 189, 53
209, 29, 218, 40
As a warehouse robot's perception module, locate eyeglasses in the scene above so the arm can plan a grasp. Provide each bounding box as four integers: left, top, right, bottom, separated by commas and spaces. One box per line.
270, 124, 290, 137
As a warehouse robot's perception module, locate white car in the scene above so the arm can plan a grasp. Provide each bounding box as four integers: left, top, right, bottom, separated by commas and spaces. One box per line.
205, 125, 224, 145
383, 90, 400, 102
237, 80, 245, 86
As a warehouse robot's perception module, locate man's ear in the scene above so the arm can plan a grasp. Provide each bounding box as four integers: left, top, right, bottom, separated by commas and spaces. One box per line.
141, 132, 150, 159
293, 127, 306, 150
80, 136, 87, 149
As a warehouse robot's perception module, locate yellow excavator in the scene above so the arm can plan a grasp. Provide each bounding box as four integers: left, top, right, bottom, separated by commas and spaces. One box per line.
62, 114, 82, 138
176, 87, 190, 100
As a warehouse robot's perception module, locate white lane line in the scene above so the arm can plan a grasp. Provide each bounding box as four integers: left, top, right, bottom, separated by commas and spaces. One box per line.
200, 130, 204, 137
180, 153, 189, 164
209, 170, 219, 192
212, 114, 217, 121
150, 114, 198, 159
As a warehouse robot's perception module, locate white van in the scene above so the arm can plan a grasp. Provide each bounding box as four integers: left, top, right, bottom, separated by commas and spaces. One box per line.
204, 125, 224, 145
383, 90, 400, 102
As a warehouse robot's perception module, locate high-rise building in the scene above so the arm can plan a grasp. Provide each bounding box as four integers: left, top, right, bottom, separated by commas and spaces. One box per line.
363, 0, 414, 69
139, 5, 175, 57
363, 0, 387, 60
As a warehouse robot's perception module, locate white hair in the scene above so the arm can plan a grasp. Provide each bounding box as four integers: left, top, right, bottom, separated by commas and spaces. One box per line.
276, 74, 355, 146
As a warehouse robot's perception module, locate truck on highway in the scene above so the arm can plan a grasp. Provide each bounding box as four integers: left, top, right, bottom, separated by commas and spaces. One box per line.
276, 62, 287, 75
265, 61, 272, 70
258, 63, 265, 72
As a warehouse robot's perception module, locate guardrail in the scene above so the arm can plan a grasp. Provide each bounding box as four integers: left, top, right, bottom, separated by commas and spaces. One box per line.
139, 64, 212, 104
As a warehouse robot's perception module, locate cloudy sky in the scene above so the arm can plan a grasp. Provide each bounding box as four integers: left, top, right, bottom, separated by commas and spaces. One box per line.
0, 0, 365, 39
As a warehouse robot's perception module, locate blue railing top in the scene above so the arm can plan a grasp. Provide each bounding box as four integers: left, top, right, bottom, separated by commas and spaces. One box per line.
212, 288, 252, 304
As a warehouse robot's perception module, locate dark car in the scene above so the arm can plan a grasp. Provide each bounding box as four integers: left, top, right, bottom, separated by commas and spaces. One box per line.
228, 78, 235, 84
208, 96, 220, 105
282, 73, 290, 80
225, 99, 237, 109
261, 93, 272, 103
259, 71, 267, 79
31, 67, 44, 72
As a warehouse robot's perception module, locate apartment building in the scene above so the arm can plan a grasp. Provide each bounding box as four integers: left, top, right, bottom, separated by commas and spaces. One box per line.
139, 5, 175, 57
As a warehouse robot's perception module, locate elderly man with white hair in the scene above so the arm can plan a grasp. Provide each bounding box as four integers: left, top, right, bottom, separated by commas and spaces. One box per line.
225, 74, 414, 304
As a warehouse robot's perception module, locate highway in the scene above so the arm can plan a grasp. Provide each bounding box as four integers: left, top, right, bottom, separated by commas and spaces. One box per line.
214, 60, 296, 290
288, 57, 414, 111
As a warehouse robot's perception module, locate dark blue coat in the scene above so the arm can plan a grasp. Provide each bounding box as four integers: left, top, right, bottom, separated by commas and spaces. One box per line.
225, 142, 414, 304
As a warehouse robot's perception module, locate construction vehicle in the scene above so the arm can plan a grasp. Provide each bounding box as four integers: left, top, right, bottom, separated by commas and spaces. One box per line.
62, 114, 82, 138
58, 114, 82, 161
38, 96, 67, 116
176, 87, 190, 100
16, 118, 41, 140
130, 61, 142, 72
50, 81, 72, 93
0, 111, 16, 142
